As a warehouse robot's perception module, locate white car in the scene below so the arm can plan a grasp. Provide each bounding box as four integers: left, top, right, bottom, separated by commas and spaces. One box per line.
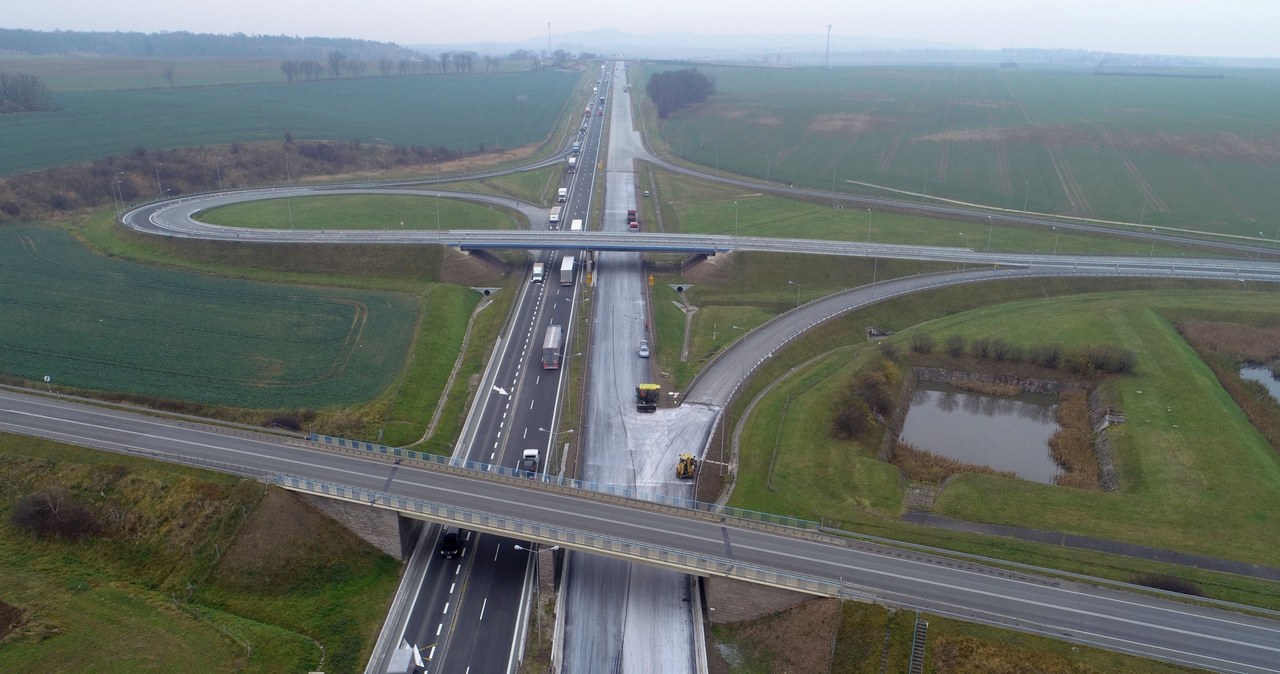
638, 339, 650, 358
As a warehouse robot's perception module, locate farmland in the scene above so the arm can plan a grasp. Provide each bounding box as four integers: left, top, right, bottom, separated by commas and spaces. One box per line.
640, 64, 1280, 238
0, 68, 579, 175
0, 224, 420, 409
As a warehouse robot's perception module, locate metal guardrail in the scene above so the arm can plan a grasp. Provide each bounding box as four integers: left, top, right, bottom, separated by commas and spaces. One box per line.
270, 472, 842, 598
305, 433, 818, 531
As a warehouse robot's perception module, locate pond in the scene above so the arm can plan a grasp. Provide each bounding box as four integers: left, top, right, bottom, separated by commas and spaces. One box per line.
898, 380, 1062, 484
1240, 364, 1280, 402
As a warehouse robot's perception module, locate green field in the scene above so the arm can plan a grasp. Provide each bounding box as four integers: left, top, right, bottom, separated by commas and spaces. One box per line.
0, 69, 579, 175
648, 167, 1217, 257
0, 224, 420, 408
729, 288, 1280, 569
0, 433, 399, 673
639, 64, 1280, 238
0, 55, 291, 91
198, 194, 521, 230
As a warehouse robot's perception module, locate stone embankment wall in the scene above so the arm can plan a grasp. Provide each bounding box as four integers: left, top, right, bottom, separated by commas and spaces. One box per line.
703, 577, 809, 624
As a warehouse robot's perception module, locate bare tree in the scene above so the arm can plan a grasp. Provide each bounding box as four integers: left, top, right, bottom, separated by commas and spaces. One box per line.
280, 60, 299, 82
161, 65, 175, 87
439, 52, 451, 73
379, 57, 393, 76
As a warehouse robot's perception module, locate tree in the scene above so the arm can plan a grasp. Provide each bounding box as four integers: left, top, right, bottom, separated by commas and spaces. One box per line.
281, 60, 299, 82
0, 71, 55, 113
439, 52, 451, 73
327, 50, 346, 78
945, 334, 967, 357
378, 57, 393, 76
645, 68, 715, 118
161, 65, 175, 87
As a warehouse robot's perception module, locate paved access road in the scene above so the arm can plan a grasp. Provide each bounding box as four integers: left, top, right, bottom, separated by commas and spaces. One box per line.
2, 386, 1278, 674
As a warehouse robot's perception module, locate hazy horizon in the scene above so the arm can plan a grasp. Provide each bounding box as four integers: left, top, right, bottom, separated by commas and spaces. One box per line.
7, 1, 1279, 59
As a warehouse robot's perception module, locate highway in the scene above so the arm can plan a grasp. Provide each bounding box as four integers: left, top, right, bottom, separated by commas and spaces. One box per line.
2, 386, 1278, 674
49, 61, 1280, 673
388, 70, 610, 674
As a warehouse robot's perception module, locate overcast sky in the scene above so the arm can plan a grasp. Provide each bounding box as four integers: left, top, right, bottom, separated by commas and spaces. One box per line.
8, 0, 1279, 58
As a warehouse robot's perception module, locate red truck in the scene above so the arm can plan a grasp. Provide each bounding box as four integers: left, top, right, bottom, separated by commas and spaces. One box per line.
627, 209, 638, 231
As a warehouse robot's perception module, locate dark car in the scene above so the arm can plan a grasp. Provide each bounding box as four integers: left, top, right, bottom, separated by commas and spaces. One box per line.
438, 527, 462, 558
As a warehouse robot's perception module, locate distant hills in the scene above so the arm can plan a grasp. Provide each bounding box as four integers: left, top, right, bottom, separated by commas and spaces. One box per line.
0, 28, 414, 60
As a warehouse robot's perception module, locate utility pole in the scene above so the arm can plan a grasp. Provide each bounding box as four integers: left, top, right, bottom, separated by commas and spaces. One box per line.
825, 24, 832, 69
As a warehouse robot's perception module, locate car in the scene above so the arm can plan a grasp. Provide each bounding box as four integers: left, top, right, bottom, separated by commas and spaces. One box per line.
638, 339, 650, 358
438, 527, 462, 558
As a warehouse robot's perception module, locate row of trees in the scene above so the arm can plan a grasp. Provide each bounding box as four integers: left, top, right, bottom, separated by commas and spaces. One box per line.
0, 28, 413, 61
646, 67, 716, 118
909, 333, 1137, 375
0, 72, 53, 113
283, 50, 529, 82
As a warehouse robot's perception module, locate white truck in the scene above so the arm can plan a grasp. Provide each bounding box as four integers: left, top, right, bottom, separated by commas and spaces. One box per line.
557, 187, 567, 203
519, 449, 539, 478
560, 256, 575, 285
567, 156, 577, 173
531, 262, 545, 283
569, 218, 583, 232
549, 206, 561, 227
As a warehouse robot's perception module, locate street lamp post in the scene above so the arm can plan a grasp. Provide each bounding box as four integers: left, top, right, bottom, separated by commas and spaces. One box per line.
1052, 227, 1060, 255
1023, 181, 1030, 211
986, 216, 994, 254
154, 163, 164, 198
214, 156, 223, 191
958, 232, 967, 270
734, 200, 739, 239
787, 280, 800, 310
1151, 229, 1159, 258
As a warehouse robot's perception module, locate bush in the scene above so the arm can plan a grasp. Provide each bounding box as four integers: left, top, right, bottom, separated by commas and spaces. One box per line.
879, 341, 899, 360
970, 336, 991, 360
990, 338, 1013, 361
831, 397, 872, 439
944, 334, 966, 357
10, 488, 101, 541
910, 333, 935, 354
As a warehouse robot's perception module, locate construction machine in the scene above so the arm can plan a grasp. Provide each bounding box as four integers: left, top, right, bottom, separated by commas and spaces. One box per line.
676, 453, 697, 479
635, 384, 660, 412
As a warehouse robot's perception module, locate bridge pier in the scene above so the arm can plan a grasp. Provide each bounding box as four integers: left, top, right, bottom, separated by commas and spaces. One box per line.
299, 493, 423, 560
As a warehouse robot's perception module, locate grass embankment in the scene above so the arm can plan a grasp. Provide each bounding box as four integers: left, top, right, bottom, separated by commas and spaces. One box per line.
433, 165, 566, 210
0, 433, 398, 673
727, 285, 1280, 599
198, 194, 521, 231
710, 599, 1195, 674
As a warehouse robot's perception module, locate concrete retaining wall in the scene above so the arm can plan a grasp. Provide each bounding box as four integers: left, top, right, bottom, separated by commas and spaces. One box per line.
300, 493, 422, 560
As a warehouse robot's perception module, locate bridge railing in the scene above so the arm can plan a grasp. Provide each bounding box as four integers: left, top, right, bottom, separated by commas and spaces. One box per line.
271, 472, 842, 597
306, 433, 817, 530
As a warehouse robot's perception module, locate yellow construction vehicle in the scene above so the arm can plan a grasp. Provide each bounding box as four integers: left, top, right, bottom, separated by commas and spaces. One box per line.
636, 384, 660, 412
676, 453, 697, 479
